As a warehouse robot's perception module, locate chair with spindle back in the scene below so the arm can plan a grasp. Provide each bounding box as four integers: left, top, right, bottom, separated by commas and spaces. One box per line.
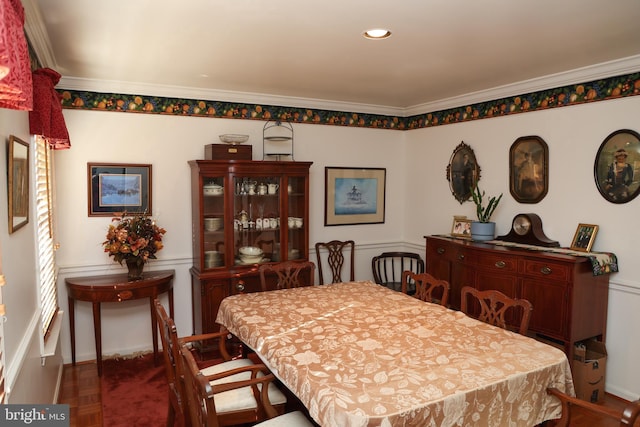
372, 252, 424, 292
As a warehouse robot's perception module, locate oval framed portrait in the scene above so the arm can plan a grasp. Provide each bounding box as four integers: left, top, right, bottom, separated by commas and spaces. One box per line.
446, 141, 481, 204
594, 129, 640, 204
509, 135, 549, 204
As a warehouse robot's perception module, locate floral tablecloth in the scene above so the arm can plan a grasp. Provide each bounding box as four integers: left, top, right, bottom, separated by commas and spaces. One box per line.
216, 281, 574, 427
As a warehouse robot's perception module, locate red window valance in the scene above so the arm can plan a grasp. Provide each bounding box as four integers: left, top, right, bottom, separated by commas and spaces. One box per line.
0, 0, 33, 111
29, 68, 71, 149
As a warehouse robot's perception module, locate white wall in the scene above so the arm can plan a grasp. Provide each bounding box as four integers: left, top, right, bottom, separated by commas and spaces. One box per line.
54, 112, 407, 363
45, 94, 640, 403
405, 96, 640, 400
0, 108, 63, 403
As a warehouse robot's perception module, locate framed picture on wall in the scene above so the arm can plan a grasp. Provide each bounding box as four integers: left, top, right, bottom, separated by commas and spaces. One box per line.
88, 163, 152, 216
324, 167, 386, 226
570, 223, 599, 252
594, 129, 640, 204
8, 135, 29, 233
446, 141, 481, 204
509, 135, 548, 203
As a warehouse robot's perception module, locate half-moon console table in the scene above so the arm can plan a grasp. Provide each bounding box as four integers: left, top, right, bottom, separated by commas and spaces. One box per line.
66, 269, 175, 376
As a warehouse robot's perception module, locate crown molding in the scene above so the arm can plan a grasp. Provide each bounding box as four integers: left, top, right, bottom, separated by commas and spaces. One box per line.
22, 0, 57, 68
404, 55, 640, 116
56, 77, 407, 117
59, 55, 640, 118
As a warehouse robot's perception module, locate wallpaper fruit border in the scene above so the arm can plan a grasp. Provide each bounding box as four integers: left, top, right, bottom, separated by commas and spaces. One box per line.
58, 71, 640, 130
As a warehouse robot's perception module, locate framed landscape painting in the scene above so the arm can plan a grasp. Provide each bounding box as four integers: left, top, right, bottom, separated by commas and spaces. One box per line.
88, 163, 152, 216
324, 167, 386, 226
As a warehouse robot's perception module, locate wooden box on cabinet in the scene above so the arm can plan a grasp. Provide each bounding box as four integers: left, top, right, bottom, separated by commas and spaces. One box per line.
189, 160, 312, 338
425, 235, 610, 361
204, 144, 252, 160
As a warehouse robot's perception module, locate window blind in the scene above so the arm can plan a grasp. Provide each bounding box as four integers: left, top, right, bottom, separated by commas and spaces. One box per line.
34, 136, 58, 337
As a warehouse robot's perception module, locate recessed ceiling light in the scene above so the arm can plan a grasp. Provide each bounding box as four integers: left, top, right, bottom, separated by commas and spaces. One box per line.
363, 29, 392, 40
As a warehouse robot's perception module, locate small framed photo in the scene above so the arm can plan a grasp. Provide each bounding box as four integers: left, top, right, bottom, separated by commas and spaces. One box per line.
593, 129, 640, 204
324, 167, 386, 226
451, 216, 472, 238
88, 163, 152, 216
509, 135, 549, 203
570, 223, 599, 252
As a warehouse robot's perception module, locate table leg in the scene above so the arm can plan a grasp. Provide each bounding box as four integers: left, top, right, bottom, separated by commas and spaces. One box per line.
150, 296, 159, 365
68, 296, 76, 366
168, 288, 175, 319
92, 302, 103, 376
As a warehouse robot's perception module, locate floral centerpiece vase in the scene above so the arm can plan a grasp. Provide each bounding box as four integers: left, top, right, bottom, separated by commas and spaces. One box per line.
103, 212, 166, 281
125, 257, 145, 280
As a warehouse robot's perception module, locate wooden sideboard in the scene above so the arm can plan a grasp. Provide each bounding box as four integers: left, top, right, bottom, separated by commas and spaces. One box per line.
425, 235, 609, 360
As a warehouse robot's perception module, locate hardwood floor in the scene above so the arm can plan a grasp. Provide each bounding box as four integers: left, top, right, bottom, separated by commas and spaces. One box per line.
59, 362, 102, 427
58, 360, 636, 427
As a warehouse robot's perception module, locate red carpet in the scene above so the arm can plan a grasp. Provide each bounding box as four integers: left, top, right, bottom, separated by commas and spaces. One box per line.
101, 353, 168, 427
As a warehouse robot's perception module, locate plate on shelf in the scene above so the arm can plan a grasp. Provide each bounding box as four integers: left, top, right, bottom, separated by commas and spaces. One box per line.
235, 257, 270, 265
219, 134, 249, 144
264, 136, 292, 141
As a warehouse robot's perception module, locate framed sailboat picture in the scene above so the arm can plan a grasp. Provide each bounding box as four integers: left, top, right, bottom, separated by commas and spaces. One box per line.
324, 167, 386, 226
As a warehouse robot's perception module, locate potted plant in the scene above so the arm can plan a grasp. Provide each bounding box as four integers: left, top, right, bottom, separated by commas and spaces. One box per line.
470, 183, 503, 241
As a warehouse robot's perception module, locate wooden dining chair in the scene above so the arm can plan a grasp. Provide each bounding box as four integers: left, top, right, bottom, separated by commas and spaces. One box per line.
315, 240, 355, 285
154, 299, 287, 426
460, 286, 533, 335
401, 271, 449, 306
179, 343, 304, 427
372, 252, 424, 292
547, 388, 640, 426
258, 261, 315, 291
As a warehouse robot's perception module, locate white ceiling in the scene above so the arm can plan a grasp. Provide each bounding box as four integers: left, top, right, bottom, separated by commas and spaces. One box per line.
23, 0, 640, 115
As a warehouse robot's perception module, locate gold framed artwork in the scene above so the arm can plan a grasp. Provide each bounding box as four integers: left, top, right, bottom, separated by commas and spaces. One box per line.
570, 223, 599, 252
8, 135, 29, 233
88, 163, 152, 216
324, 167, 386, 226
446, 141, 481, 204
508, 135, 549, 203
593, 129, 640, 204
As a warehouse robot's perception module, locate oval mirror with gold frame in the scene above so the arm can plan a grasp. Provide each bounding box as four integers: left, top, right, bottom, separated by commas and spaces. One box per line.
8, 135, 29, 233
446, 141, 481, 204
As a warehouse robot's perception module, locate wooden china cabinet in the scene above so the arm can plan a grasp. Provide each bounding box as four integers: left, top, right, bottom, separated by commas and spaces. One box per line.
425, 235, 610, 361
189, 160, 312, 339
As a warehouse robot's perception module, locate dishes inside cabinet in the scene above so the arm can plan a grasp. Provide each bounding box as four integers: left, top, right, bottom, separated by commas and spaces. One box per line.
203, 183, 223, 196
204, 250, 223, 268
204, 217, 223, 231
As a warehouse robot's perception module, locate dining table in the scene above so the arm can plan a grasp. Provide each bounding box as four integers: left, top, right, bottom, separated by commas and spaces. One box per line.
216, 280, 575, 427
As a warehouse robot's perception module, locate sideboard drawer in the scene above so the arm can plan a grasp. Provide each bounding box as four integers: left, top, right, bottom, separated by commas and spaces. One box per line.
476, 253, 518, 273
522, 259, 570, 281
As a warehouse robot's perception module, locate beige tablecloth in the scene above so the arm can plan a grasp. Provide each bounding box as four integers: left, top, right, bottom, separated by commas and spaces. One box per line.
216, 281, 574, 427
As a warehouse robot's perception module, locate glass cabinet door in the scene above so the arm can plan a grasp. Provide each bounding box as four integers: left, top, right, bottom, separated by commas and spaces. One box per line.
233, 175, 281, 265
202, 174, 226, 270
286, 176, 306, 260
